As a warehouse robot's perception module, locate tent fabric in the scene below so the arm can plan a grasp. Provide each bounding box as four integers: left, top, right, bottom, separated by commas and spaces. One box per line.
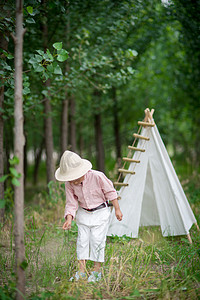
107, 125, 196, 238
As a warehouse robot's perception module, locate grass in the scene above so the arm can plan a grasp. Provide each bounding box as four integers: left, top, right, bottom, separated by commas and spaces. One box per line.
0, 175, 200, 299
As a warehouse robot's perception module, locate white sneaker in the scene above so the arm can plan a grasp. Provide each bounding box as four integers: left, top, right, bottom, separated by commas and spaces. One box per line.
88, 271, 102, 283
69, 271, 86, 281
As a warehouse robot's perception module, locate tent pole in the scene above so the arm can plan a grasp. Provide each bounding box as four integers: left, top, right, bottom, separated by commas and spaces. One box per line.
187, 233, 192, 244
195, 223, 199, 231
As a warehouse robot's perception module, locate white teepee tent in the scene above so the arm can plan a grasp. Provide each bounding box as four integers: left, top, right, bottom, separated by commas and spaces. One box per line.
107, 109, 198, 242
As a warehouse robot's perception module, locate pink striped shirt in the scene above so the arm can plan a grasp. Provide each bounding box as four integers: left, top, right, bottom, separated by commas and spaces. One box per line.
64, 170, 117, 219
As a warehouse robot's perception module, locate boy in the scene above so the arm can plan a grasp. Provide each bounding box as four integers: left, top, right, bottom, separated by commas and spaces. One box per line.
55, 150, 123, 282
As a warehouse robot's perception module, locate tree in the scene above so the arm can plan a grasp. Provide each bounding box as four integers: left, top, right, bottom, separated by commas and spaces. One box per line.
168, 0, 200, 166
60, 19, 70, 155
12, 0, 26, 298
0, 28, 8, 222
0, 1, 14, 221
41, 0, 55, 183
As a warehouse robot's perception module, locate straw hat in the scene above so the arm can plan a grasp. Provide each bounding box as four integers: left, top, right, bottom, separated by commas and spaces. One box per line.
55, 150, 92, 182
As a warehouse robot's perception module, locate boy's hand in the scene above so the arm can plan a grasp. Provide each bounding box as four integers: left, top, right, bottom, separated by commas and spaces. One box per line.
63, 215, 73, 230
115, 208, 123, 221
111, 199, 123, 221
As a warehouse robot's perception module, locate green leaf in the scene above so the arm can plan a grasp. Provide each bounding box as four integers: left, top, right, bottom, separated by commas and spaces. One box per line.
23, 87, 30, 95
9, 156, 19, 165
36, 50, 44, 56
75, 34, 81, 40
53, 42, 62, 50
11, 178, 20, 187
127, 67, 135, 74
7, 53, 14, 60
35, 55, 43, 62
4, 63, 12, 71
43, 53, 49, 60
20, 260, 28, 270
54, 65, 62, 75
47, 64, 54, 72
26, 18, 35, 24
46, 49, 54, 61
42, 72, 49, 82
42, 90, 48, 97
28, 57, 38, 65
9, 167, 19, 178
27, 6, 33, 15
35, 65, 44, 72
57, 49, 69, 62
57, 55, 68, 62
57, 49, 68, 55
0, 199, 6, 209
0, 175, 9, 182
127, 49, 138, 57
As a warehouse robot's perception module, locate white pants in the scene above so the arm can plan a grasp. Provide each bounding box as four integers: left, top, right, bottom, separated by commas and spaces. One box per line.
75, 206, 111, 262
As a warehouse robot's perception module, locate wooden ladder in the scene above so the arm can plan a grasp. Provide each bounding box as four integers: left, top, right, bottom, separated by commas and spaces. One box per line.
113, 108, 155, 189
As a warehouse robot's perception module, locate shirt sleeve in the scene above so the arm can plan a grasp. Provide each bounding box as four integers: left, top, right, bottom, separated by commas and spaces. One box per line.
64, 182, 78, 219
98, 172, 118, 201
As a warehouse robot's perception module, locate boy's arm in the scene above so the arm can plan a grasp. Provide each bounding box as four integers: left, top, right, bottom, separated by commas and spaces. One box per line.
63, 214, 73, 230
97, 172, 122, 221
63, 183, 78, 230
111, 198, 123, 221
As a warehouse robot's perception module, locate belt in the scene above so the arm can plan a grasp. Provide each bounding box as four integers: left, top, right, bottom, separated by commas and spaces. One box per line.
82, 201, 109, 212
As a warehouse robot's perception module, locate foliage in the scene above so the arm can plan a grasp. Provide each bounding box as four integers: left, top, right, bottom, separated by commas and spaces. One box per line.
165, 0, 200, 164
28, 42, 69, 81
1, 0, 199, 175
0, 156, 21, 212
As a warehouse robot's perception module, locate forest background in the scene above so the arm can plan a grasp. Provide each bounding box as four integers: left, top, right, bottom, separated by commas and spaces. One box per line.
0, 0, 200, 299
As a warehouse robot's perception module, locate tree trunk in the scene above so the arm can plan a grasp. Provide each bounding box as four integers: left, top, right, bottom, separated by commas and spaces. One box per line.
60, 61, 69, 156
194, 112, 200, 168
112, 87, 122, 167
23, 129, 27, 186
0, 13, 9, 223
33, 138, 44, 185
4, 127, 10, 184
42, 5, 55, 183
94, 113, 105, 172
0, 87, 5, 222
43, 79, 55, 183
13, 0, 25, 298
60, 97, 69, 155
70, 96, 76, 152
60, 21, 70, 156
79, 125, 84, 156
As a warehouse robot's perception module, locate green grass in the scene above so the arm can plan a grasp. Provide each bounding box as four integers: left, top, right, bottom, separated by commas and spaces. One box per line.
0, 175, 200, 299
0, 219, 200, 299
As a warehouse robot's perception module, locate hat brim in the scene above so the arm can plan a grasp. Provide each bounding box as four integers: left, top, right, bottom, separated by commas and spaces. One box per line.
55, 159, 92, 182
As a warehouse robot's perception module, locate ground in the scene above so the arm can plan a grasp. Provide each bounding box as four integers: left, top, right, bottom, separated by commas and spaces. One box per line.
0, 175, 200, 299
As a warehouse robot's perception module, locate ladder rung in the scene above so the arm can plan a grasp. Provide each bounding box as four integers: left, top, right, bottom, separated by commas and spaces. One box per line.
133, 133, 150, 141
118, 168, 135, 174
123, 157, 140, 163
128, 146, 145, 152
138, 121, 155, 127
114, 182, 129, 187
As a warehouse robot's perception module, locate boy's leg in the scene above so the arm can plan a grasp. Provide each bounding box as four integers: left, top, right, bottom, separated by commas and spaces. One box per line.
78, 259, 86, 272
87, 208, 110, 283
94, 261, 101, 272
90, 207, 111, 263
76, 209, 90, 262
